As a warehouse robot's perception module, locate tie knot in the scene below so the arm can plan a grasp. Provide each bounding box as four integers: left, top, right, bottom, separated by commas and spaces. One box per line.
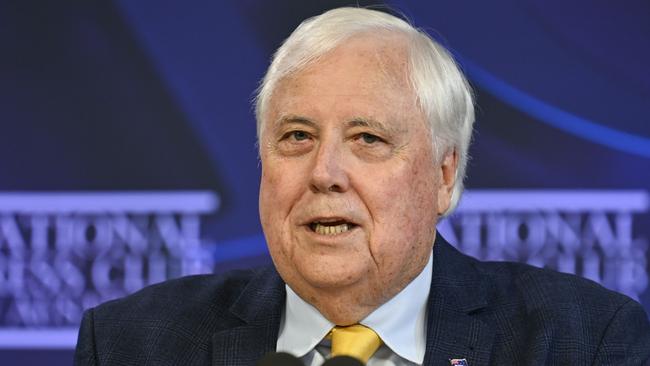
329, 324, 383, 364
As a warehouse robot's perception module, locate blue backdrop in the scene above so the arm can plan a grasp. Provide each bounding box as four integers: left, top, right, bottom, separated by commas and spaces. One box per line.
1, 1, 649, 364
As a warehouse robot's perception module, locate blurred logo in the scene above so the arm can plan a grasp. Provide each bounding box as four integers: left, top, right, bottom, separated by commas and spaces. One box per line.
0, 191, 218, 347
440, 190, 649, 301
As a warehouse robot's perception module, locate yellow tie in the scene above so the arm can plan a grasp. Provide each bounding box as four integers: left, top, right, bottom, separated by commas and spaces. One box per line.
329, 324, 383, 364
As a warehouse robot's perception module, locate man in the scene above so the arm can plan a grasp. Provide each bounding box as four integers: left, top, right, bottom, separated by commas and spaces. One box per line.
75, 7, 650, 366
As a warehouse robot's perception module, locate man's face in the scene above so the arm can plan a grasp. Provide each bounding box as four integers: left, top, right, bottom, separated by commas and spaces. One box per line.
259, 35, 456, 314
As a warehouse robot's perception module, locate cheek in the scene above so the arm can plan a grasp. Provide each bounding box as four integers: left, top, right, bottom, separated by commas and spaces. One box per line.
366, 156, 438, 258
260, 161, 301, 208
259, 165, 288, 231
375, 160, 437, 223
259, 166, 294, 267
259, 159, 309, 245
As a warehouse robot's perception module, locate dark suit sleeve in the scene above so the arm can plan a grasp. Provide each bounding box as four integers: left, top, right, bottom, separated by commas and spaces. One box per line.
74, 308, 99, 366
592, 299, 650, 365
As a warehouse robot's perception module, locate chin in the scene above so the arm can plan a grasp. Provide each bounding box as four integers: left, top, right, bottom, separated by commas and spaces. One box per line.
298, 266, 367, 290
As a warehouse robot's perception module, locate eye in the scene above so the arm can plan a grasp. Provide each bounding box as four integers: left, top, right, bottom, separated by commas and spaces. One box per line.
359, 133, 381, 144
288, 130, 309, 141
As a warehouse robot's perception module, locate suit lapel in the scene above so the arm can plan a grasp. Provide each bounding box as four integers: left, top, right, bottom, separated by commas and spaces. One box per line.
423, 235, 495, 366
211, 267, 286, 366
212, 323, 279, 366
423, 294, 494, 365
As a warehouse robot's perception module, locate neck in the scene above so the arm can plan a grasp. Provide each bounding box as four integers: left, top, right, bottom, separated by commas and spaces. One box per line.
284, 249, 432, 325
293, 276, 414, 325
308, 292, 379, 325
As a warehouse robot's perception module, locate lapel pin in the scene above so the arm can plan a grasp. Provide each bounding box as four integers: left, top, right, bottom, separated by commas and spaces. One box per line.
450, 359, 468, 366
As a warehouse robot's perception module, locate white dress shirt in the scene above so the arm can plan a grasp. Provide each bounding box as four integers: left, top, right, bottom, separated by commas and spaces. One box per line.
276, 252, 433, 366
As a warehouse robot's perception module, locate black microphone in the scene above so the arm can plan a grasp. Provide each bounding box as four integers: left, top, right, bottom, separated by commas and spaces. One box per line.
256, 351, 304, 366
321, 355, 364, 366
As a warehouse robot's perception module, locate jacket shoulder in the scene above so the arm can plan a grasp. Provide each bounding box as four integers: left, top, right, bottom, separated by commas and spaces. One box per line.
478, 260, 631, 312
473, 260, 650, 363
94, 269, 258, 323
75, 267, 281, 365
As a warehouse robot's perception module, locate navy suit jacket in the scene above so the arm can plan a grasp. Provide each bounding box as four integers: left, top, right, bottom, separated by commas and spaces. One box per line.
74, 235, 650, 365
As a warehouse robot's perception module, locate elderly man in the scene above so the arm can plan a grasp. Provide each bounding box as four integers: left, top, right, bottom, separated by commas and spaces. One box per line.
75, 7, 650, 366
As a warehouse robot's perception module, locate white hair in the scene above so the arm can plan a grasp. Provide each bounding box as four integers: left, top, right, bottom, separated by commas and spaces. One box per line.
254, 7, 475, 215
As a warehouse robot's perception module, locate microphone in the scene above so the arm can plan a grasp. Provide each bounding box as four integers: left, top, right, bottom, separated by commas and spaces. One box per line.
321, 356, 364, 366
256, 351, 304, 366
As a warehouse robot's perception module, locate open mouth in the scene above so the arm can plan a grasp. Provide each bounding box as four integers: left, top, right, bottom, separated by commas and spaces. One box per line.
308, 220, 357, 235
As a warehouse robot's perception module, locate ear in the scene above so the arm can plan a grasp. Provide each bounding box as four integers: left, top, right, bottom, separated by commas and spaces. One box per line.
436, 148, 458, 215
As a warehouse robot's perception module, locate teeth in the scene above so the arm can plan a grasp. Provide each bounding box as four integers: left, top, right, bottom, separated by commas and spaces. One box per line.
314, 223, 349, 235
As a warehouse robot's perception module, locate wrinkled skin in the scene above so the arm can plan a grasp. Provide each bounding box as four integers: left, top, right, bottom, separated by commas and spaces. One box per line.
259, 34, 457, 324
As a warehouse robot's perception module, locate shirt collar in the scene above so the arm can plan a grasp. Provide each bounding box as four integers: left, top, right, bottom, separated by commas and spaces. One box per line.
276, 251, 433, 364
276, 285, 334, 357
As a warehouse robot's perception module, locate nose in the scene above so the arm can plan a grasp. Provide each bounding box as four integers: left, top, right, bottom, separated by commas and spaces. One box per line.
309, 141, 350, 194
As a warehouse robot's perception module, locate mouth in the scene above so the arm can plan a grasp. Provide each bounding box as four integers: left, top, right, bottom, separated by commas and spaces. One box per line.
307, 218, 359, 236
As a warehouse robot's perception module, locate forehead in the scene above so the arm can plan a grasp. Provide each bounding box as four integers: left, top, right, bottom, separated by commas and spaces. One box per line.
266, 34, 419, 124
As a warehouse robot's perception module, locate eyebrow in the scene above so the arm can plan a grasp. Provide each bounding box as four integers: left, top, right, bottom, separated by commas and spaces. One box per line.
272, 115, 403, 135
273, 115, 317, 130
347, 117, 402, 135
